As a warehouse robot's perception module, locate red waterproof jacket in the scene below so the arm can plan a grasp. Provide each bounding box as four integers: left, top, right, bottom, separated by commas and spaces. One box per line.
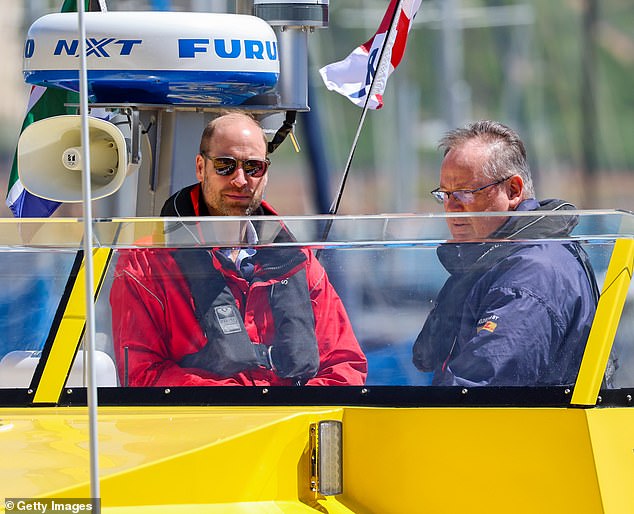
110, 188, 367, 387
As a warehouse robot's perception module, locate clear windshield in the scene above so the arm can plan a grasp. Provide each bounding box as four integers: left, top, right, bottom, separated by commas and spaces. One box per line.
0, 210, 632, 404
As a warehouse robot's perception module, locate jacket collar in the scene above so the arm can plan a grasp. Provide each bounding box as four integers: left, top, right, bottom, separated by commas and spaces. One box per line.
161, 183, 290, 247
438, 198, 579, 273
161, 183, 279, 217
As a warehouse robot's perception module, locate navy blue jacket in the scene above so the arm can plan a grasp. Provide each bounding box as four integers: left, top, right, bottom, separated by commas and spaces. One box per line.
413, 199, 599, 386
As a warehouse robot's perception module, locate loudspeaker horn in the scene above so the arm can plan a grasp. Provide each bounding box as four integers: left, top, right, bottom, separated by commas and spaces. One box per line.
17, 114, 132, 202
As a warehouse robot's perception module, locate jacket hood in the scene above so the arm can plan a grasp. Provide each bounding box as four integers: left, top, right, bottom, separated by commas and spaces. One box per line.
493, 198, 579, 239
438, 199, 579, 274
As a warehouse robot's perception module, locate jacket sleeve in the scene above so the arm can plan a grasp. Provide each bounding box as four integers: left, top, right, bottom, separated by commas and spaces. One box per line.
301, 251, 368, 385
434, 285, 565, 386
110, 250, 244, 387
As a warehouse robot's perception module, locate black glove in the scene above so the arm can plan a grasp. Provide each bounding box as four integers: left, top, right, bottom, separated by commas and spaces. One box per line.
179, 286, 273, 376
173, 249, 272, 377
174, 247, 320, 382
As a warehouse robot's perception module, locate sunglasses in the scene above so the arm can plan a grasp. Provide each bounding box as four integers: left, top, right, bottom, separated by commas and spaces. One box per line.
201, 152, 270, 178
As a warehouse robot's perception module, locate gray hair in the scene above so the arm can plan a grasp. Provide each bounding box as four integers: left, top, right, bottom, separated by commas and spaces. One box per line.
439, 120, 535, 198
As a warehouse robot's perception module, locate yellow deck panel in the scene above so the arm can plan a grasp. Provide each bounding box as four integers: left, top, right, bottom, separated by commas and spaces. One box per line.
1, 405, 633, 513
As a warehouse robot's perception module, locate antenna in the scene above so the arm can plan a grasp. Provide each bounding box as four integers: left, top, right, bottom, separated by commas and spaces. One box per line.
318, 0, 404, 247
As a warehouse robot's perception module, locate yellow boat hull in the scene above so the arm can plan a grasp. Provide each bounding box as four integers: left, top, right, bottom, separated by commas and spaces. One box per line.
1, 405, 633, 513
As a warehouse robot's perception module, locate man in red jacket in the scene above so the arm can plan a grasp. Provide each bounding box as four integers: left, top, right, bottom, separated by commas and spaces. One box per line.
110, 110, 367, 386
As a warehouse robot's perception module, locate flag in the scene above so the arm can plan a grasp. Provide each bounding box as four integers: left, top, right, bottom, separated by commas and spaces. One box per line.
319, 0, 421, 110
6, 0, 104, 217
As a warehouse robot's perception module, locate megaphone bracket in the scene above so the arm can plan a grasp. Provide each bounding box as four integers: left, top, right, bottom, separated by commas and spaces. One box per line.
129, 108, 141, 167
104, 106, 141, 167
84, 103, 160, 193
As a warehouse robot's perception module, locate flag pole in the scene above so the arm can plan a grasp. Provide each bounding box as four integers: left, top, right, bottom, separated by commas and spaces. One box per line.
77, 0, 101, 502
319, 0, 404, 246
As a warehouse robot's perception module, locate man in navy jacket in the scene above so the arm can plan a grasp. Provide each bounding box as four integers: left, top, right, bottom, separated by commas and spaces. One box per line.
413, 120, 598, 386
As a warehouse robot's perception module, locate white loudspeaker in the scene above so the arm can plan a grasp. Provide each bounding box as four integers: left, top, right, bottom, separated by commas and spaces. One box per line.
17, 115, 132, 202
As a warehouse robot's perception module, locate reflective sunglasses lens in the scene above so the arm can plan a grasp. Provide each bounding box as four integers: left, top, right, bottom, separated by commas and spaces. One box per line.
243, 160, 267, 177
212, 157, 237, 175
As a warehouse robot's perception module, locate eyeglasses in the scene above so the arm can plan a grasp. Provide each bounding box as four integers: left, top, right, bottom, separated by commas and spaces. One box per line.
201, 152, 270, 178
430, 177, 512, 204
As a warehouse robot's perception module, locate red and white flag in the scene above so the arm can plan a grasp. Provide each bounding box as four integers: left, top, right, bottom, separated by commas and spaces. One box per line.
319, 0, 422, 110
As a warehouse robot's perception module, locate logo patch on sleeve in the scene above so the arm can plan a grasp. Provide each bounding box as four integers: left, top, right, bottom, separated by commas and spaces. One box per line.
215, 305, 242, 334
477, 315, 499, 334
477, 321, 498, 333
